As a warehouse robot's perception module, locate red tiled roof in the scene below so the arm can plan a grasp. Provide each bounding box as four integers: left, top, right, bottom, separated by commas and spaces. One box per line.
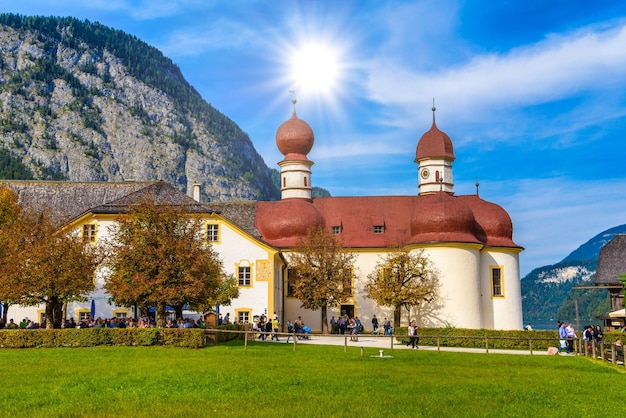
415, 122, 455, 162
256, 193, 521, 249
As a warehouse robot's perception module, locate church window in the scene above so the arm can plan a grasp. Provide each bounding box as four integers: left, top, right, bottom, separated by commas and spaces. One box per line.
435, 170, 440, 182
206, 223, 219, 243
238, 266, 251, 286
286, 269, 296, 297
82, 223, 97, 244
304, 177, 308, 187
490, 266, 504, 297
283, 177, 286, 187
236, 310, 251, 324
341, 268, 353, 296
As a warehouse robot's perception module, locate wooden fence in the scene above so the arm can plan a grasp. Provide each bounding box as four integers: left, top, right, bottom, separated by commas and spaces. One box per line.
203, 329, 625, 367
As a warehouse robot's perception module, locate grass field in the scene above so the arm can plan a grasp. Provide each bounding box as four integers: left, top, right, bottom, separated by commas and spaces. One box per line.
0, 341, 623, 417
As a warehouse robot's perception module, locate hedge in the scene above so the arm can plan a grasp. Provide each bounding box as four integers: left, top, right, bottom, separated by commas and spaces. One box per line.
0, 328, 205, 349
394, 327, 625, 351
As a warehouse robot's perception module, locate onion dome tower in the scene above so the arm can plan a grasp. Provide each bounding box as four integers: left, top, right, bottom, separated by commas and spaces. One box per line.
276, 98, 314, 200
415, 104, 455, 195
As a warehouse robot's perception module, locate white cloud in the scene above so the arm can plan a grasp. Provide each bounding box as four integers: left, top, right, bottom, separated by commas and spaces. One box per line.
364, 21, 626, 125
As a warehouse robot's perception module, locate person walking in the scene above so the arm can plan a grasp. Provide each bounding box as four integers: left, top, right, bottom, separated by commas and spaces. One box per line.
407, 320, 419, 349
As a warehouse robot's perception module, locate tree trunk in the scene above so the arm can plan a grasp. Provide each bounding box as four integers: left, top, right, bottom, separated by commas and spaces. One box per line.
2, 302, 8, 321
46, 296, 63, 329
174, 303, 184, 321
393, 306, 402, 329
156, 302, 166, 328
321, 306, 328, 334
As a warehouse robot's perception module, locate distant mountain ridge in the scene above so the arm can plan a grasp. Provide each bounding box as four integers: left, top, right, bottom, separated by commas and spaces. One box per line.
0, 14, 281, 202
522, 224, 626, 322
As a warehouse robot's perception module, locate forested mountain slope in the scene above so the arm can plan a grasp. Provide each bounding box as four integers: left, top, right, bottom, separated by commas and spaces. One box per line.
0, 14, 281, 202
522, 224, 626, 322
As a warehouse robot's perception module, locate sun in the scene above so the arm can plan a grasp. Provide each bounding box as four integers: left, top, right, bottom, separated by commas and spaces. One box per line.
291, 43, 340, 95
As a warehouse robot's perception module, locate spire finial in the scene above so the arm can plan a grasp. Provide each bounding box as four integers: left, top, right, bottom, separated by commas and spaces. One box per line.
475, 177, 480, 196
432, 97, 436, 124
289, 90, 297, 116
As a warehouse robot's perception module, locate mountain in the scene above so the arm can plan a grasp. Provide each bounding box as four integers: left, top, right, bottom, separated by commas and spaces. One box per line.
0, 14, 281, 202
521, 224, 626, 322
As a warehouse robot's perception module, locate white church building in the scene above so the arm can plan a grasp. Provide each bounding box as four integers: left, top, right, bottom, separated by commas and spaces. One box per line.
1, 107, 524, 331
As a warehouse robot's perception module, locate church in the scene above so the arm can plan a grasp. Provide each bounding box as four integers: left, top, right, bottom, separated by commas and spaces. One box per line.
1, 105, 524, 330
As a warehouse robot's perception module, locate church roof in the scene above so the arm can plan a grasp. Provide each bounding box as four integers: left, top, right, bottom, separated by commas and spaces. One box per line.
596, 234, 626, 285
255, 194, 521, 249
415, 121, 455, 162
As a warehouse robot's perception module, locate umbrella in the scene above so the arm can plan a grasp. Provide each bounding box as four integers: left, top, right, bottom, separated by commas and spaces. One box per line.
608, 308, 626, 318
90, 299, 96, 318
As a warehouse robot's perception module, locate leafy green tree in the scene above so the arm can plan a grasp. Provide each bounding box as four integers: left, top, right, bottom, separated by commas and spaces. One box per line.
104, 199, 236, 327
288, 226, 356, 333
365, 249, 438, 327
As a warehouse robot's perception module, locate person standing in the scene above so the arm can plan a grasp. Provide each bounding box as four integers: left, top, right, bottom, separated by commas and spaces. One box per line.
371, 315, 379, 334
558, 321, 569, 354
566, 322, 576, 354
407, 320, 419, 349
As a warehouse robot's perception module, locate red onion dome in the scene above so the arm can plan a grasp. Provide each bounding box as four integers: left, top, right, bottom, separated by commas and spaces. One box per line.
415, 122, 455, 162
458, 195, 519, 247
256, 199, 324, 244
276, 113, 314, 157
411, 191, 480, 244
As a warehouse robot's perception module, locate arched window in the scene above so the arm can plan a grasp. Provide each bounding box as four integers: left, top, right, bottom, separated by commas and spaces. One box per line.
304, 177, 308, 187
435, 170, 440, 182
283, 177, 286, 187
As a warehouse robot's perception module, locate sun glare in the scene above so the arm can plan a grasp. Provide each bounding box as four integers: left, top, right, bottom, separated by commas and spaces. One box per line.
291, 43, 340, 95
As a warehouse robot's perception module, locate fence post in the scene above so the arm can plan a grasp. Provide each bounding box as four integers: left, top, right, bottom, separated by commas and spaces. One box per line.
592, 340, 597, 359
293, 333, 297, 352
611, 344, 617, 364
600, 341, 605, 362
244, 330, 248, 350
485, 336, 489, 353
437, 336, 440, 352
344, 335, 348, 353
390, 334, 394, 353
529, 338, 533, 355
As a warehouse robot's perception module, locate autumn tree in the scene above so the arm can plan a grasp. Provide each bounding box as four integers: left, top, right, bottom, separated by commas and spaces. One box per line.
288, 226, 356, 333
0, 186, 23, 319
0, 187, 101, 328
364, 248, 438, 328
104, 199, 236, 328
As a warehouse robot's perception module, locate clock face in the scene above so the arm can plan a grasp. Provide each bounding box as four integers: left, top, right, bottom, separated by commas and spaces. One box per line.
421, 168, 429, 179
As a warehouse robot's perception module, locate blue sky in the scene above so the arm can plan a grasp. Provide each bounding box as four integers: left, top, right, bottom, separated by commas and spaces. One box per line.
3, 0, 626, 277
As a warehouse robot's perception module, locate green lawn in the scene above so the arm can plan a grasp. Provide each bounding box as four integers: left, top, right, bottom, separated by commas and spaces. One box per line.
0, 341, 623, 417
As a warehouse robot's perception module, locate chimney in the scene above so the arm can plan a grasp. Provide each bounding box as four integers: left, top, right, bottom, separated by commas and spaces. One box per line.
192, 184, 201, 202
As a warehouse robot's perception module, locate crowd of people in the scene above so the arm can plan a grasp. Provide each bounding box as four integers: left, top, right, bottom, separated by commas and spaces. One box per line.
558, 321, 604, 354
0, 315, 206, 330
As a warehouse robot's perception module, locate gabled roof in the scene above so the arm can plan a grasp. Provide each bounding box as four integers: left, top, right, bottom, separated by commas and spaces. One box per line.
596, 234, 626, 285
204, 201, 260, 239
0, 180, 158, 225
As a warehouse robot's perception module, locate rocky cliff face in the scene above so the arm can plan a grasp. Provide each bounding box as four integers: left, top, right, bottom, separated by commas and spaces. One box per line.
0, 15, 280, 202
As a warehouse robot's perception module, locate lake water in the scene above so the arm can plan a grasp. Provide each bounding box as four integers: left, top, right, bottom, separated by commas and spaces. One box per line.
525, 319, 601, 331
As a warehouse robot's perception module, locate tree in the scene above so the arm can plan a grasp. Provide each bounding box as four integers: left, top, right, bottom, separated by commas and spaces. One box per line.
0, 187, 101, 328
0, 186, 23, 320
288, 226, 356, 334
104, 199, 236, 327
364, 249, 438, 328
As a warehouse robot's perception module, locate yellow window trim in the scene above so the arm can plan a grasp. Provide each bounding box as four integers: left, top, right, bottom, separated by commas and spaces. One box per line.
204, 221, 221, 244
489, 265, 505, 299
236, 260, 253, 288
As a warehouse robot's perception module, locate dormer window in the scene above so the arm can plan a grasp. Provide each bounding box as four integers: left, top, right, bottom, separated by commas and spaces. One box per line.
374, 225, 384, 234
332, 226, 342, 234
